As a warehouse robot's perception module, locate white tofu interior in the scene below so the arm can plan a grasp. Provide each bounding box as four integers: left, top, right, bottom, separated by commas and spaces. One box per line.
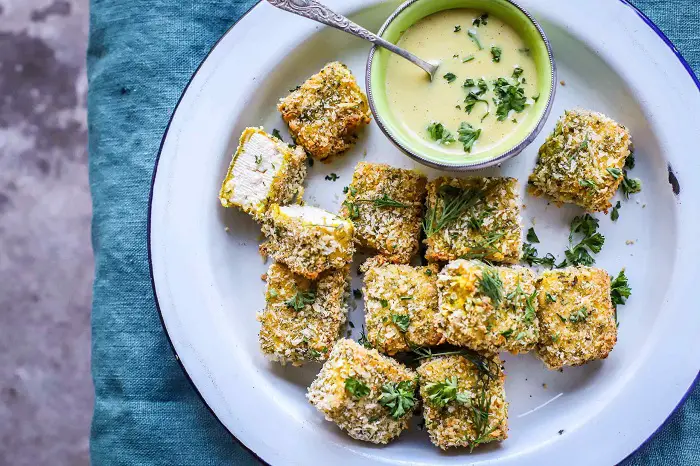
279, 204, 345, 227
226, 133, 284, 208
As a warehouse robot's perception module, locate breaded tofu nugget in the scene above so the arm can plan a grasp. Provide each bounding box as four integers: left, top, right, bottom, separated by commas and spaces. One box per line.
219, 127, 306, 220
341, 162, 427, 263
260, 204, 354, 280
417, 354, 508, 450
307, 339, 418, 444
535, 267, 617, 370
424, 177, 522, 264
278, 62, 371, 160
528, 109, 632, 212
258, 263, 349, 366
363, 264, 443, 355
437, 260, 539, 355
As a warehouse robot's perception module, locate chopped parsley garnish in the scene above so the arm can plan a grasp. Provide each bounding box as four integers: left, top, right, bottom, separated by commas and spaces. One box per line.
380, 298, 389, 308
443, 72, 457, 83
619, 154, 641, 198
427, 121, 456, 144
526, 227, 540, 243
325, 173, 339, 181
285, 288, 316, 311
472, 13, 488, 27
546, 292, 557, 303
345, 377, 370, 398
559, 214, 605, 267
611, 201, 621, 221
621, 173, 642, 198
493, 77, 527, 121
424, 377, 470, 407
512, 67, 524, 78
391, 314, 410, 332
464, 92, 489, 114
533, 93, 540, 102
254, 154, 263, 165
378, 381, 416, 419
521, 243, 556, 268
481, 112, 490, 122
423, 184, 483, 237
271, 129, 283, 141
457, 122, 482, 152
607, 167, 622, 179
478, 267, 503, 307
501, 329, 514, 338
454, 25, 462, 32
490, 46, 502, 62
610, 269, 632, 309
462, 55, 475, 63
468, 29, 483, 50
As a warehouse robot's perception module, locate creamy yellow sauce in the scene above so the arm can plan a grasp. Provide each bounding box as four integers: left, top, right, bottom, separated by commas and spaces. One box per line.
385, 9, 538, 157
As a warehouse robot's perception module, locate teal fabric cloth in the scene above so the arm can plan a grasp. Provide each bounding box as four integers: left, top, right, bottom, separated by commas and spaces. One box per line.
87, 1, 700, 464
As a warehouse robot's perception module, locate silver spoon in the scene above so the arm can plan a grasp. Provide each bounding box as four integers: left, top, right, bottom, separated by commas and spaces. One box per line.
266, 0, 439, 80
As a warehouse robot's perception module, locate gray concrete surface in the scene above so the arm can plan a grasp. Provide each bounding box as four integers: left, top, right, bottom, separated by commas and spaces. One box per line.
0, 0, 92, 464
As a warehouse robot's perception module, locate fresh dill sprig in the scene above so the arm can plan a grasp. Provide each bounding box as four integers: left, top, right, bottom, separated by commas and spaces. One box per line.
423, 185, 483, 237
478, 267, 504, 307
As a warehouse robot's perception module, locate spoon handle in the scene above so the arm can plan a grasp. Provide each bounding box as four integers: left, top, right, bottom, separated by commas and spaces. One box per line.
266, 0, 437, 77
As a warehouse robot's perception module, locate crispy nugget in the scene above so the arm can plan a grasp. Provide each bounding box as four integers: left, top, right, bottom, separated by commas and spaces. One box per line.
535, 266, 617, 369
278, 62, 371, 160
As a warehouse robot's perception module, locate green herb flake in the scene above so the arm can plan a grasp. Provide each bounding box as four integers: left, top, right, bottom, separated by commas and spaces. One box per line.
611, 201, 621, 221
424, 376, 470, 407
285, 288, 316, 311
526, 227, 540, 243
391, 314, 410, 332
490, 46, 502, 63
457, 122, 482, 153
325, 173, 339, 181
345, 377, 370, 398
579, 179, 598, 189
443, 72, 457, 83
607, 167, 622, 179
352, 289, 362, 299
427, 121, 456, 145
610, 269, 631, 309
467, 29, 483, 50
378, 381, 416, 419
454, 25, 462, 32
472, 13, 488, 27
546, 292, 557, 303
271, 129, 283, 141
380, 299, 389, 308
462, 55, 475, 63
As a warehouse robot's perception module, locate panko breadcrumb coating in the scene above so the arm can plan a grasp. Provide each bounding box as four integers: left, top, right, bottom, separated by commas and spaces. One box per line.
528, 109, 632, 212
260, 204, 354, 280
341, 162, 427, 264
278, 62, 371, 160
363, 263, 443, 355
437, 260, 539, 355
258, 263, 349, 366
424, 177, 522, 264
535, 266, 617, 370
418, 354, 508, 450
307, 339, 417, 444
219, 127, 306, 220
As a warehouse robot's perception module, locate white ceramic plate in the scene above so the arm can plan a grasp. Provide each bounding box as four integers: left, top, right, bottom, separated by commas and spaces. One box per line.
149, 1, 700, 464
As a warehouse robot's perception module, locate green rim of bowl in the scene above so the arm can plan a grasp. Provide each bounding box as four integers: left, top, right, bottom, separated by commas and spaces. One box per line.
366, 0, 556, 170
